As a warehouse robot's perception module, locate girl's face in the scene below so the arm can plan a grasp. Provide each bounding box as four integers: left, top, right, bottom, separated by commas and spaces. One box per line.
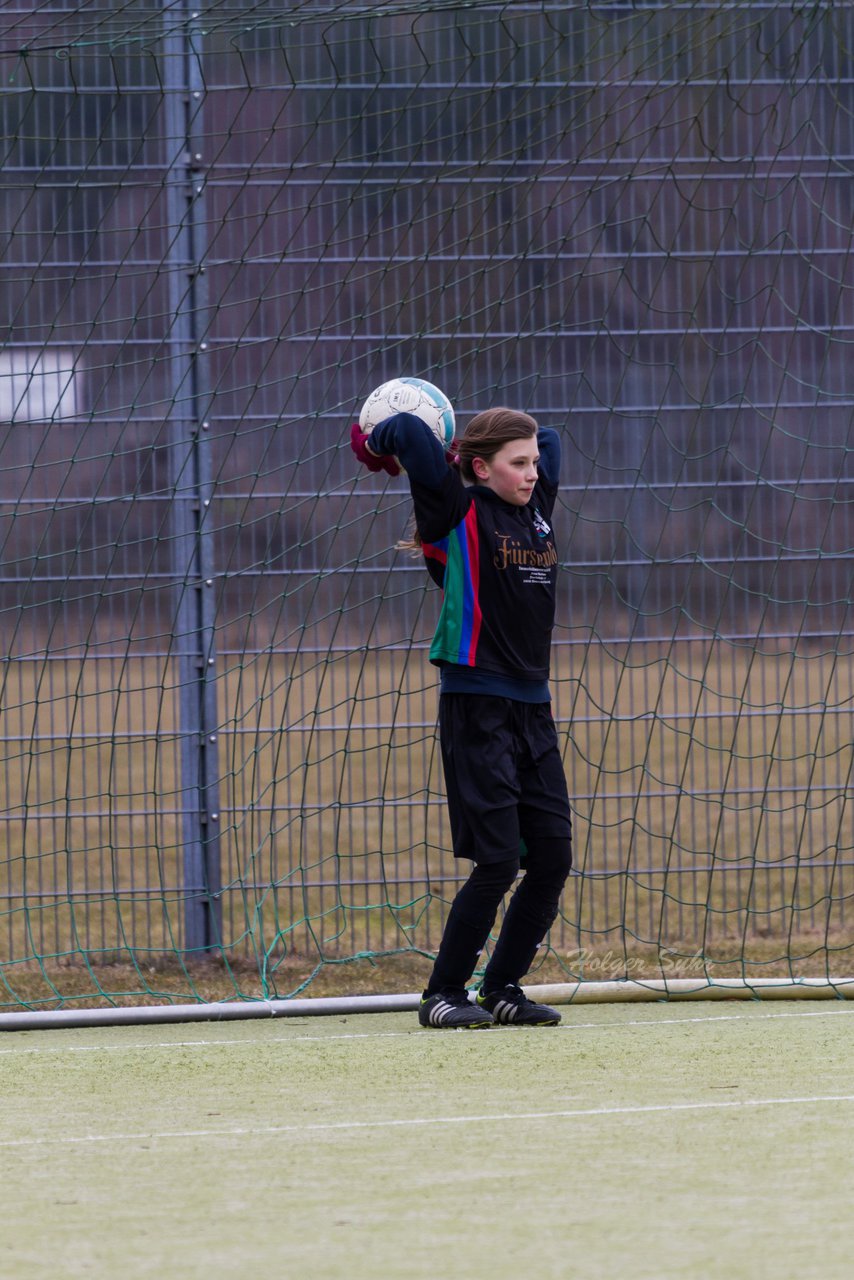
472, 437, 539, 505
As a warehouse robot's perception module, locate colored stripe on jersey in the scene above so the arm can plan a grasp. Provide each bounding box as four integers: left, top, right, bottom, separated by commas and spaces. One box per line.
424, 503, 482, 666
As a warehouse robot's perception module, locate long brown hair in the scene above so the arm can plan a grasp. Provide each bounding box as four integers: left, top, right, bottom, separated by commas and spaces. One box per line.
399, 406, 539, 550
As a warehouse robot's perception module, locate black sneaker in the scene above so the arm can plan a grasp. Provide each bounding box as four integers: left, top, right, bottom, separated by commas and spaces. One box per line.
477, 984, 561, 1026
418, 991, 495, 1029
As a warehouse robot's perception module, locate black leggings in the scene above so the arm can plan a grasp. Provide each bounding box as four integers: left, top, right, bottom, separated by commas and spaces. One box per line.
425, 838, 572, 997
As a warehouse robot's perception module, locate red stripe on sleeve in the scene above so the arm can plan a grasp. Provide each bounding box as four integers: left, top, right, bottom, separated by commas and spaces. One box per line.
463, 505, 482, 663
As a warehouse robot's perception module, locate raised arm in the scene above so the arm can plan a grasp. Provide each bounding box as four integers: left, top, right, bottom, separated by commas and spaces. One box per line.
535, 426, 561, 489
350, 409, 471, 545
367, 411, 451, 489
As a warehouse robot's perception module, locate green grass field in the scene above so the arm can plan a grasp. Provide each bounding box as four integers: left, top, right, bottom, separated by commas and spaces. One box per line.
3, 999, 853, 1279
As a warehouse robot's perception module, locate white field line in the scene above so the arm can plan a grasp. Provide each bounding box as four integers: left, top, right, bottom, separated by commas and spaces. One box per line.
1, 1003, 853, 1056
3, 1094, 854, 1150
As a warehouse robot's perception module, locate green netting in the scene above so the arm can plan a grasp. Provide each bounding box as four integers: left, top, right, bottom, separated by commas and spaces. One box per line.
1, 0, 853, 1011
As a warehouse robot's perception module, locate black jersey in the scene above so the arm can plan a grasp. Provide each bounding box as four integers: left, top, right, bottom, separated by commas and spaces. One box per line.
368, 413, 561, 683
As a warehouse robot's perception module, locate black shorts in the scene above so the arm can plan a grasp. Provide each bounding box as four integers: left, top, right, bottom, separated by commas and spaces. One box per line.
438, 693, 572, 863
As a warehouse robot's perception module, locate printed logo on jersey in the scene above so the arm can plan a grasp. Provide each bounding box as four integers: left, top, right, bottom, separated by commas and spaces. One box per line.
532, 508, 551, 538
493, 534, 557, 571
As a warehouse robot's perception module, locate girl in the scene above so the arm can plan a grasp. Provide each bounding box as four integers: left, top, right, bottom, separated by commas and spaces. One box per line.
351, 405, 572, 1028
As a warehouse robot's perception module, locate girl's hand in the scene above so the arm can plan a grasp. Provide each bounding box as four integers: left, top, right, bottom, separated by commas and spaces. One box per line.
349, 424, 401, 476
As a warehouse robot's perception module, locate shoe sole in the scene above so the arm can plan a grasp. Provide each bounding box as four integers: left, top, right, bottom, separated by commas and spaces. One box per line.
491, 1021, 561, 1028
479, 1002, 562, 1027
419, 1017, 495, 1029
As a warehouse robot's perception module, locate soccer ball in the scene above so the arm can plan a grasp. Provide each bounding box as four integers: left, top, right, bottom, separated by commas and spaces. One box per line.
359, 377, 455, 448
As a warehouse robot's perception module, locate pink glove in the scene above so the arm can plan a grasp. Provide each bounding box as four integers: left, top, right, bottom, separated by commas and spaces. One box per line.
349, 423, 400, 476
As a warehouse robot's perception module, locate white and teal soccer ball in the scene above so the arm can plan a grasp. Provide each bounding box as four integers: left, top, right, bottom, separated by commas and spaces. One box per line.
359, 377, 455, 447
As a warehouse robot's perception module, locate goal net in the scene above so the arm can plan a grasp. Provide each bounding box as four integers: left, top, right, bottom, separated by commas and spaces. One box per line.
1, 0, 852, 1010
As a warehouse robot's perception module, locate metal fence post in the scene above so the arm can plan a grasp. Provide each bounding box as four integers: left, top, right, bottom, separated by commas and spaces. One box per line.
162, 3, 222, 953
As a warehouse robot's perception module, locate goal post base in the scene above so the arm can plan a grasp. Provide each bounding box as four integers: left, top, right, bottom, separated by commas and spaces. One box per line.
528, 977, 854, 1005
1, 977, 852, 1032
